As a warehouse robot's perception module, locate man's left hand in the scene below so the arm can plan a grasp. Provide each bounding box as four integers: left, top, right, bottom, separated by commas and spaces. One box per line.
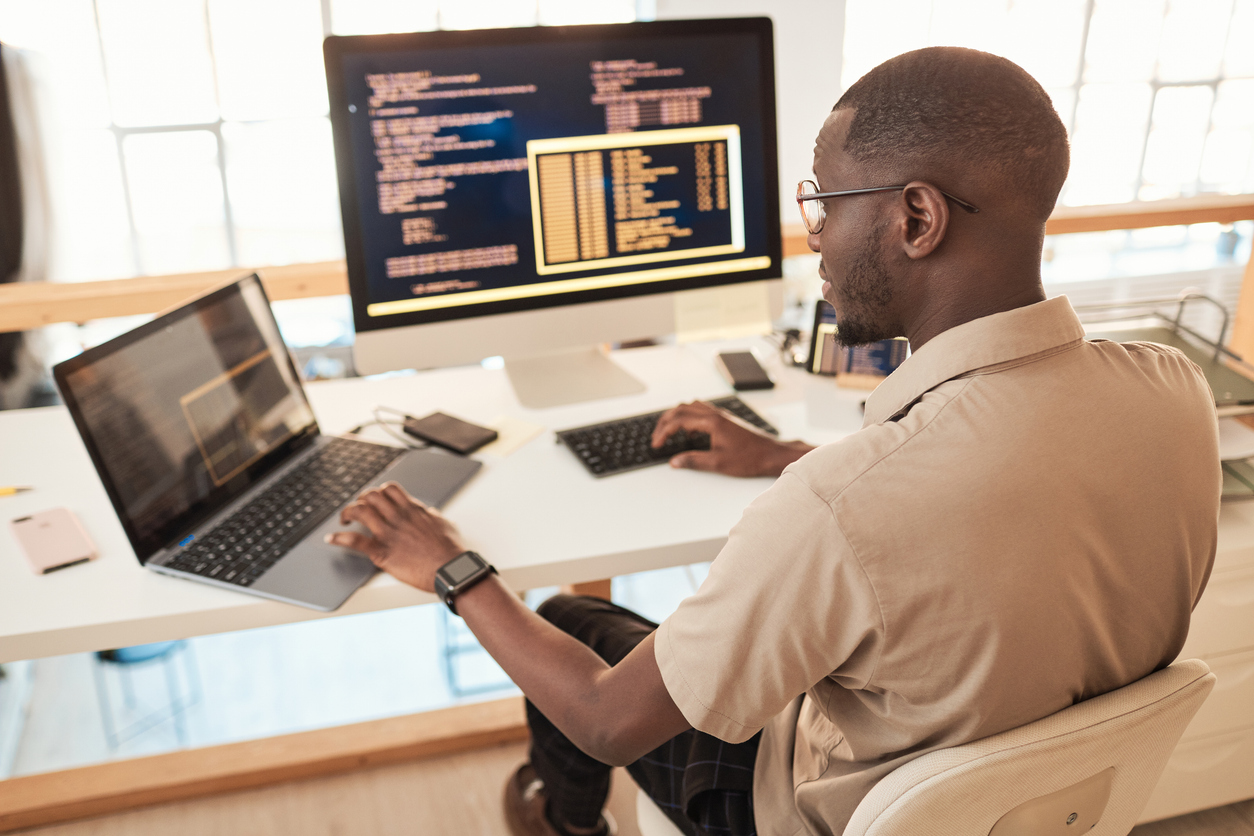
652, 400, 814, 478
326, 482, 466, 592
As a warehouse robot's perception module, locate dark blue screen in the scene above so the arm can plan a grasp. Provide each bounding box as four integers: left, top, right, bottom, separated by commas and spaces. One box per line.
329, 23, 778, 330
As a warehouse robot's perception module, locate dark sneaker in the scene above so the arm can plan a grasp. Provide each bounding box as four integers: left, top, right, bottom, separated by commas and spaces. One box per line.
502, 762, 617, 836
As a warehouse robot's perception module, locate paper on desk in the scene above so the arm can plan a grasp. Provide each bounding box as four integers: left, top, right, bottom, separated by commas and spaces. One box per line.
674, 283, 772, 343
477, 415, 545, 457
1218, 417, 1254, 461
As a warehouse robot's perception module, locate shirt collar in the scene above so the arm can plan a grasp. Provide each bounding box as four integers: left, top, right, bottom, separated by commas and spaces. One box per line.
862, 295, 1085, 427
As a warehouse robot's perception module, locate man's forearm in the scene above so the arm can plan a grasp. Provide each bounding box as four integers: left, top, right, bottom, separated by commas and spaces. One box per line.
452, 574, 689, 765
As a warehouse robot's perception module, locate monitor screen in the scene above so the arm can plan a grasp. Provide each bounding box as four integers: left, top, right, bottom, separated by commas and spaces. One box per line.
324, 18, 781, 340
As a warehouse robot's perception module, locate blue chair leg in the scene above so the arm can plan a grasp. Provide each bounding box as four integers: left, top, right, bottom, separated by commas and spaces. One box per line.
163, 651, 187, 747
91, 658, 120, 750
92, 640, 197, 751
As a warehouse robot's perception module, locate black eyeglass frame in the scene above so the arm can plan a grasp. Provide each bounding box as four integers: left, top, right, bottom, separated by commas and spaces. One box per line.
796, 180, 980, 234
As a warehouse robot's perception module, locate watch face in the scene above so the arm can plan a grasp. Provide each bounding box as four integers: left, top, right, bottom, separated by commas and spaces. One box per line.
443, 552, 483, 584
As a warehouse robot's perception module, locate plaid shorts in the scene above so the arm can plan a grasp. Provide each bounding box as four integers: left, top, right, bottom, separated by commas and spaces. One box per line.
527, 594, 759, 836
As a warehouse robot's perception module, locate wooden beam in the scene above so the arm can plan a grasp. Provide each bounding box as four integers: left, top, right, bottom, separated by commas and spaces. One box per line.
782, 223, 811, 258
777, 195, 1254, 262
0, 261, 348, 334
2, 195, 1254, 335
1045, 193, 1254, 235
0, 695, 527, 833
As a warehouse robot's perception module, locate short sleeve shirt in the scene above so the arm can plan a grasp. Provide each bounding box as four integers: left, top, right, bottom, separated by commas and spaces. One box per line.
654, 296, 1220, 836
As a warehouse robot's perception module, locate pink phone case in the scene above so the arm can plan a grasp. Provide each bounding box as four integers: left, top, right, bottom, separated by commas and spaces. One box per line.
10, 507, 98, 574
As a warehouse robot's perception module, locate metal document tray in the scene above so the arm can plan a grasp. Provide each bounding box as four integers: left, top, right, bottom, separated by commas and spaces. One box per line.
1077, 293, 1254, 409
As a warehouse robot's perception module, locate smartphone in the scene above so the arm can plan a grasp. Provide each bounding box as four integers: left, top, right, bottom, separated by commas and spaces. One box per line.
716, 351, 774, 390
10, 507, 98, 574
808, 300, 842, 375
403, 411, 499, 455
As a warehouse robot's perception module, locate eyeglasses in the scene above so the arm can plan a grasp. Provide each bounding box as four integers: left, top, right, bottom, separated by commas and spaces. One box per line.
796, 179, 980, 234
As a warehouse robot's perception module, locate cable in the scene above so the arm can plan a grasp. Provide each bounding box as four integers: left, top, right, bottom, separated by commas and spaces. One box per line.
373, 406, 430, 449
373, 405, 412, 421
342, 406, 430, 450
767, 328, 808, 367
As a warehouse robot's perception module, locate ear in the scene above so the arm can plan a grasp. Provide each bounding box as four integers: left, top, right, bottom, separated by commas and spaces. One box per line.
899, 181, 949, 259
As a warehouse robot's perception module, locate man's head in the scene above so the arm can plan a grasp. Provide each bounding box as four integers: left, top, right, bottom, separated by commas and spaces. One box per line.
811, 47, 1069, 348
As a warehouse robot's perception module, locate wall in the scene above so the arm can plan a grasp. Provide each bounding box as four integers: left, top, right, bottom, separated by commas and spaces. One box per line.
654, 0, 846, 218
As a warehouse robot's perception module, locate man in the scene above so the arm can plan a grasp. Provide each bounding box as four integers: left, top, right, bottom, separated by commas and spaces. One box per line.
328, 47, 1220, 836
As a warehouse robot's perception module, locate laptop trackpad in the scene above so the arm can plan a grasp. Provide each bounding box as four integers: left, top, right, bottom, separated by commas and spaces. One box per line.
251, 447, 481, 611
377, 446, 483, 507
251, 531, 377, 612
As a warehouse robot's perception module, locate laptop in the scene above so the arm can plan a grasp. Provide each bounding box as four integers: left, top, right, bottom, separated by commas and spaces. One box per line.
53, 273, 482, 611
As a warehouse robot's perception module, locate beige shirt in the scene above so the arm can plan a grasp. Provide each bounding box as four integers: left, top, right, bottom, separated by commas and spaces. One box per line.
654, 296, 1220, 836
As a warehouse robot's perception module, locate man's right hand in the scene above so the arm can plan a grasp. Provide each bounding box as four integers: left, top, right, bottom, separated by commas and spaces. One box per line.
651, 400, 814, 478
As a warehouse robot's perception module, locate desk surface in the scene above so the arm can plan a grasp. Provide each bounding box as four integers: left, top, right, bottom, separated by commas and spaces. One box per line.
0, 338, 866, 663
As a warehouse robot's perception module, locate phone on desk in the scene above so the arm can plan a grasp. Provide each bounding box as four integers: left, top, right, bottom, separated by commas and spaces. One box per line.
716, 351, 774, 390
10, 507, 97, 574
403, 411, 498, 455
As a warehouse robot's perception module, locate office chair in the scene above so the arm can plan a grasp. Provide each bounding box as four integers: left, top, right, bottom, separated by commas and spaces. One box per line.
636, 659, 1214, 836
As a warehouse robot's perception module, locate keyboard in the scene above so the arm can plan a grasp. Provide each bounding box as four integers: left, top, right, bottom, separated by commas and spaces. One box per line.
556, 396, 778, 478
163, 437, 404, 586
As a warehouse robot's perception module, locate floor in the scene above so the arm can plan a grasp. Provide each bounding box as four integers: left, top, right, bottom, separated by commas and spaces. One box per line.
10, 741, 640, 836
9, 739, 1254, 836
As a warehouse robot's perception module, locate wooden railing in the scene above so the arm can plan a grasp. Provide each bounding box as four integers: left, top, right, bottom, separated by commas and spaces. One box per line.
0, 261, 348, 334
4, 194, 1254, 338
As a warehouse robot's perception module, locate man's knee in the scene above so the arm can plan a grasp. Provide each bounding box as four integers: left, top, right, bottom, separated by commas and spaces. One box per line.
534, 594, 656, 664
535, 593, 589, 628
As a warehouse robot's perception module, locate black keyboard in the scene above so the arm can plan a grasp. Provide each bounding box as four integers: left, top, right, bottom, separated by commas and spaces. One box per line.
556, 396, 778, 478
162, 437, 404, 586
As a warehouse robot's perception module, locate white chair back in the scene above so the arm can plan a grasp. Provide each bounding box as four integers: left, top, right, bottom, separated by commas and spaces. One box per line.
842, 659, 1214, 836
635, 660, 1214, 836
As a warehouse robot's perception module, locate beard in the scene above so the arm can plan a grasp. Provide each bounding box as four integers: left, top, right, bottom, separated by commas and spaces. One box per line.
832, 224, 895, 348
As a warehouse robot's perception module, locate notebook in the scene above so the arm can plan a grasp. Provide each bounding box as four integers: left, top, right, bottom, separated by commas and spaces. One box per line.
54, 273, 481, 611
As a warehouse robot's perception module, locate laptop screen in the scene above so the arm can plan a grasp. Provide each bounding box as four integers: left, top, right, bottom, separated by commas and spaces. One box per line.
55, 275, 318, 562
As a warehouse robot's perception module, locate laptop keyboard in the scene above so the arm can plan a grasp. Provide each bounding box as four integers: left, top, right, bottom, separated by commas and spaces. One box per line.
163, 437, 404, 587
556, 396, 778, 477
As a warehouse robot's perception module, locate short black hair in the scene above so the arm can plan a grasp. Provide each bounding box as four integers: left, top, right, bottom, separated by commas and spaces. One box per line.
834, 47, 1069, 223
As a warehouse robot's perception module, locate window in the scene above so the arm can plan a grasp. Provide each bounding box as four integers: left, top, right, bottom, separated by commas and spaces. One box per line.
0, 0, 640, 283
841, 0, 1254, 285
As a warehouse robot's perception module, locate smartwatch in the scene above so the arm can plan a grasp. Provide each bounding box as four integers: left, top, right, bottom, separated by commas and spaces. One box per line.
434, 551, 496, 615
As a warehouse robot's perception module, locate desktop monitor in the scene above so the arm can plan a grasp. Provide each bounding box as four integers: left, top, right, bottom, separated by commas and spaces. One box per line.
324, 18, 782, 407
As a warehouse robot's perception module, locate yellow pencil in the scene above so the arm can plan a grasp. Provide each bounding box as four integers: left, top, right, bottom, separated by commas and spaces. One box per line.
0, 486, 33, 496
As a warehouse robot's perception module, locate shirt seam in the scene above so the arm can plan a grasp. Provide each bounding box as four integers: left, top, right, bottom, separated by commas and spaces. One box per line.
819, 378, 983, 686
661, 619, 757, 736
781, 471, 888, 694
954, 337, 1084, 380
839, 376, 977, 503
874, 336, 1083, 423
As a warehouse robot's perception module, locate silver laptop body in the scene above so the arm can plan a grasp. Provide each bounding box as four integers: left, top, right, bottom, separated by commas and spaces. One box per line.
54, 274, 480, 611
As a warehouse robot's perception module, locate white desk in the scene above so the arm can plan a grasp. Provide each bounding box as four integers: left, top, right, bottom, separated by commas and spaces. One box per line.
0, 339, 864, 664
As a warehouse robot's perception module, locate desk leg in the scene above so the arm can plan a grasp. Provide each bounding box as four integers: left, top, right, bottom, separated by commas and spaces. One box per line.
560, 579, 612, 600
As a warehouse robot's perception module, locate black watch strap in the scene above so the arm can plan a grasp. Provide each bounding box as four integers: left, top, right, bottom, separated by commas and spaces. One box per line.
434, 551, 496, 615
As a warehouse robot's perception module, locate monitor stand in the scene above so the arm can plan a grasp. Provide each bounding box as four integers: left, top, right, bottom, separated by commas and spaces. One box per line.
504, 347, 646, 409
